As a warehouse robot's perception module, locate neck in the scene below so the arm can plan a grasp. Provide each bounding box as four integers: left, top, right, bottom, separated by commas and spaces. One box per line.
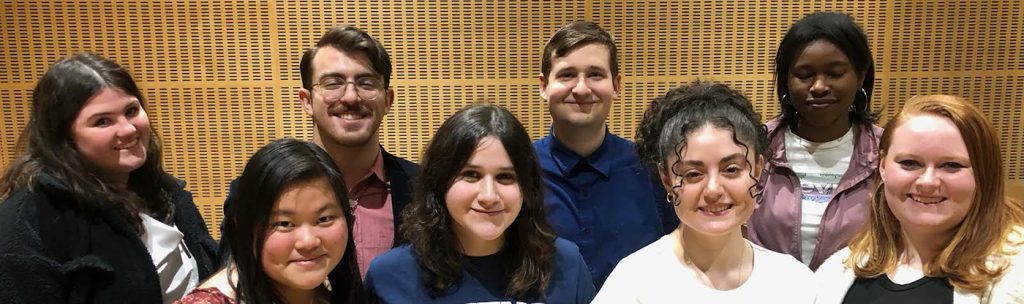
274, 284, 321, 304
675, 228, 751, 290
314, 131, 381, 188
552, 122, 606, 157
795, 116, 852, 142
900, 227, 955, 268
459, 233, 505, 257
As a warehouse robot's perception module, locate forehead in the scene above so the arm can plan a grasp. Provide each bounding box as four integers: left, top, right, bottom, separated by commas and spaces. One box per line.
793, 39, 852, 66
550, 43, 613, 71
78, 87, 137, 112
672, 125, 749, 161
272, 178, 341, 212
888, 114, 968, 156
310, 46, 376, 78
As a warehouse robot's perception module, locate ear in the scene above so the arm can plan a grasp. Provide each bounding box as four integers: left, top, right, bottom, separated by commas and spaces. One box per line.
613, 73, 622, 98
383, 87, 395, 115
658, 169, 674, 193
538, 72, 549, 100
298, 88, 314, 116
752, 155, 766, 180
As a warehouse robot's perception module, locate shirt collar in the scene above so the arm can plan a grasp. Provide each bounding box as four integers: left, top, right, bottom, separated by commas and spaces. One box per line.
352, 147, 389, 192
548, 127, 613, 178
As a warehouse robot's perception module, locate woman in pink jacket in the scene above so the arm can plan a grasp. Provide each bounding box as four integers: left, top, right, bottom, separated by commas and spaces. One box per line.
746, 11, 882, 270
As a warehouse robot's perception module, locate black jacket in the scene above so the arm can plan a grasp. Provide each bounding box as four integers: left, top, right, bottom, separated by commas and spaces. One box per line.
0, 173, 218, 304
215, 146, 418, 267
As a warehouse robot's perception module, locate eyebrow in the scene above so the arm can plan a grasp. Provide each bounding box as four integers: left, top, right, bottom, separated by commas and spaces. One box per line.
462, 164, 515, 171
270, 202, 342, 216
889, 152, 971, 164
679, 153, 747, 167
318, 71, 379, 81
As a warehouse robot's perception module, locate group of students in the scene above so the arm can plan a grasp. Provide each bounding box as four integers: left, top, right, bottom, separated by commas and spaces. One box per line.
1, 10, 1022, 304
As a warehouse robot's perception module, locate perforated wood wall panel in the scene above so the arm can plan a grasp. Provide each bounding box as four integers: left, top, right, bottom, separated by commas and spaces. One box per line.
3, 1, 1022, 239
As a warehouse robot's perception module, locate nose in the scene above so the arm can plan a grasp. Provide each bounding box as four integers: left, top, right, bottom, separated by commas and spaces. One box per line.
333, 82, 361, 106
571, 75, 592, 96
702, 173, 724, 203
294, 226, 322, 251
914, 167, 941, 192
116, 117, 138, 138
809, 77, 830, 97
477, 177, 500, 207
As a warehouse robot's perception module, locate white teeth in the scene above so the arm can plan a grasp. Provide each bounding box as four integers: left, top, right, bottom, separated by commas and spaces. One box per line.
339, 113, 362, 119
702, 204, 731, 213
910, 195, 944, 204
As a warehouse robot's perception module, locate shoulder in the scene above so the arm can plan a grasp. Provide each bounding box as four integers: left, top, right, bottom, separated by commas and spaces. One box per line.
752, 242, 812, 276
553, 237, 585, 264
381, 148, 419, 173
195, 268, 236, 300
765, 117, 784, 135
610, 234, 674, 272
365, 245, 419, 282
176, 287, 235, 304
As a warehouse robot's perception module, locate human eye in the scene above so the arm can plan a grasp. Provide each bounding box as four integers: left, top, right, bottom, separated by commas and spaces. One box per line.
586, 71, 607, 80
270, 220, 295, 231
317, 215, 338, 226
940, 162, 968, 172
125, 105, 140, 117
682, 170, 704, 183
356, 78, 381, 91
897, 159, 922, 170
496, 172, 518, 185
722, 164, 744, 177
320, 77, 344, 90
556, 71, 576, 81
459, 170, 481, 182
93, 117, 112, 127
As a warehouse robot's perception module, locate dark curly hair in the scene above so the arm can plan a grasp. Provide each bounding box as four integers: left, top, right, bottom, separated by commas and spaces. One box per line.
635, 80, 766, 198
401, 104, 556, 300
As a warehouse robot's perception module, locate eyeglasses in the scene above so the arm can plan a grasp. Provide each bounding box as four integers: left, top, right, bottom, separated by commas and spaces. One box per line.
312, 76, 385, 101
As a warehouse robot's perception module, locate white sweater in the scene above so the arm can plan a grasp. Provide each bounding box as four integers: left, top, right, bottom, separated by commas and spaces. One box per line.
593, 234, 815, 304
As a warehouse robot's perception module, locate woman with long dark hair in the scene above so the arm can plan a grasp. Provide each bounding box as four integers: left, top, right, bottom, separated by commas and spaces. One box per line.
0, 52, 217, 303
747, 11, 883, 270
364, 104, 595, 303
178, 138, 364, 303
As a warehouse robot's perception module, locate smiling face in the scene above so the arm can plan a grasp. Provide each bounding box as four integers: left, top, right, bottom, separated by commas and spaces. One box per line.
881, 114, 976, 237
261, 178, 348, 293
445, 136, 524, 256
787, 39, 864, 138
71, 87, 150, 184
300, 46, 394, 149
540, 43, 621, 129
662, 125, 763, 237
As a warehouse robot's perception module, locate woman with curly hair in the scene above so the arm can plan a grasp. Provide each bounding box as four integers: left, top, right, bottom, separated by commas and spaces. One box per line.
364, 104, 595, 303
595, 81, 813, 303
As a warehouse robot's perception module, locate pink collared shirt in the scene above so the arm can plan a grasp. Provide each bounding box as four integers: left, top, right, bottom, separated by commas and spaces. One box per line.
349, 149, 394, 278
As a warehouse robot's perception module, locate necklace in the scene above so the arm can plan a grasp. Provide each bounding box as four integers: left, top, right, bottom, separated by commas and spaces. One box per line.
681, 240, 751, 290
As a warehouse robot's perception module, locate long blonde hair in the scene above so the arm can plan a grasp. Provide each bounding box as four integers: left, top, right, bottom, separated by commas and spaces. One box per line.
846, 95, 1024, 292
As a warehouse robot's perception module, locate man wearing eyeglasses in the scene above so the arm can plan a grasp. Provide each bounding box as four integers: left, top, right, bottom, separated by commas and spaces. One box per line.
218, 26, 417, 278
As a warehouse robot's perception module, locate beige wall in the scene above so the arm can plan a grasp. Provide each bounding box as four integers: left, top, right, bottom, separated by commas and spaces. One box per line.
2, 1, 1022, 238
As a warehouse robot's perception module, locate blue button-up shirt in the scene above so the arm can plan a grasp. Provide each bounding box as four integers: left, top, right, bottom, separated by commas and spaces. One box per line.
534, 131, 679, 289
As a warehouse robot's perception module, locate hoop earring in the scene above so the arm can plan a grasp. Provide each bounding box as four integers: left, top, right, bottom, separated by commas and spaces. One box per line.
858, 88, 870, 113
666, 193, 678, 206
780, 94, 791, 106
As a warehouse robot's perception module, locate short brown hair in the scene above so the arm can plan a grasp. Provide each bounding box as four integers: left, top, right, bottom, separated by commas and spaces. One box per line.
300, 26, 392, 90
540, 21, 618, 79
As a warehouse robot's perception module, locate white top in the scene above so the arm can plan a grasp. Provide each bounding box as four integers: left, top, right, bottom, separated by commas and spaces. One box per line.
814, 227, 1024, 304
593, 234, 815, 304
140, 213, 200, 303
785, 126, 854, 265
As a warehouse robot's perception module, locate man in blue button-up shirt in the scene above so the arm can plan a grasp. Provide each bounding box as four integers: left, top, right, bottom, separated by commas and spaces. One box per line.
534, 21, 679, 289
